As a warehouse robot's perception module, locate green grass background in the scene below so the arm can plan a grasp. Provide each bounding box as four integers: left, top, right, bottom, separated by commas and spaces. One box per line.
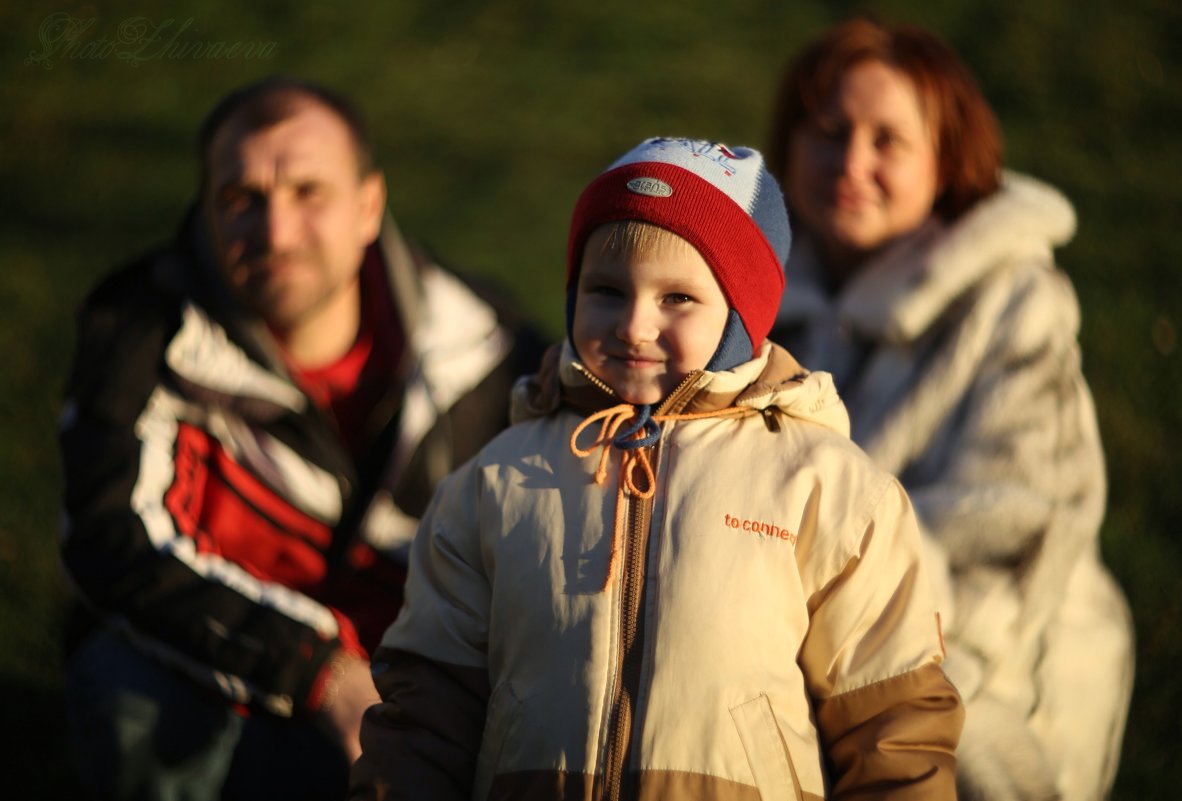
1, 0, 1178, 796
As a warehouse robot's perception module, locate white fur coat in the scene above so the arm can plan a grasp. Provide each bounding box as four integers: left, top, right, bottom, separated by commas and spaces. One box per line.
774, 173, 1134, 801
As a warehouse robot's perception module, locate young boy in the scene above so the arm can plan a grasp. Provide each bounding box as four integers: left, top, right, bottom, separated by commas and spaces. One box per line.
350, 138, 963, 800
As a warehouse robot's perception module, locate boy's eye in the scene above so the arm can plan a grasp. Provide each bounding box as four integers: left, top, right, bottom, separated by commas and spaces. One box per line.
585, 284, 622, 297
664, 293, 693, 305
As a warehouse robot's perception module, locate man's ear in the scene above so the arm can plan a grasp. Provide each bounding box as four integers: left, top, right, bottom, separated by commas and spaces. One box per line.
359, 170, 387, 243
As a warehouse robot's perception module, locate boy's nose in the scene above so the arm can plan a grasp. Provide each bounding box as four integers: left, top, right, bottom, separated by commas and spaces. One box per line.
615, 301, 658, 344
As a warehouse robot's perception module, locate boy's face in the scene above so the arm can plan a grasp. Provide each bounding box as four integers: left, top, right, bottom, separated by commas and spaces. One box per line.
572, 228, 730, 405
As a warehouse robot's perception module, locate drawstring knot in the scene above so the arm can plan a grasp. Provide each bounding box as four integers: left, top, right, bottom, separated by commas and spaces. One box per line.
612, 404, 660, 450
569, 401, 758, 590
570, 404, 658, 501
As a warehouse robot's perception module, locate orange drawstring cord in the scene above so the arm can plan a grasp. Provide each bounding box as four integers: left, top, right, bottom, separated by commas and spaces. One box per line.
569, 403, 756, 589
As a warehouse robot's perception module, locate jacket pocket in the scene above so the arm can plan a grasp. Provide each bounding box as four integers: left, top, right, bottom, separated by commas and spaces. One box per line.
473, 681, 522, 800
730, 694, 804, 801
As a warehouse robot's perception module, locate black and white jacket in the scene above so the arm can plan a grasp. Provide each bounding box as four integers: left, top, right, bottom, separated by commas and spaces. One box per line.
60, 210, 538, 718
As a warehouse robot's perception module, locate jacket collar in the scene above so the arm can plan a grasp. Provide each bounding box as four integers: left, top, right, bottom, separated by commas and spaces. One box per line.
512, 339, 850, 437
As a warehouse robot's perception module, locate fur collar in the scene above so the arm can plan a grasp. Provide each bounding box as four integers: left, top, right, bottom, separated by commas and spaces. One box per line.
779, 171, 1075, 344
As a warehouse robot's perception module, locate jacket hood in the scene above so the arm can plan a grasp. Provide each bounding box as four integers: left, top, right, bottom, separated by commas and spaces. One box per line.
511, 339, 850, 437
779, 171, 1076, 344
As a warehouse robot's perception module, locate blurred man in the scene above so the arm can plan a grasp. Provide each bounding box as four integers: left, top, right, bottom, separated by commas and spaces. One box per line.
59, 76, 540, 800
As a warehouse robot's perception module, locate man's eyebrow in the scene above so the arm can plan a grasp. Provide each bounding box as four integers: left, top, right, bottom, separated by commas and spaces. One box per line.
213, 171, 309, 191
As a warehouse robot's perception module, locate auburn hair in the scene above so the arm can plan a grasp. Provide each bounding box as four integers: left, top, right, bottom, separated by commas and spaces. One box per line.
767, 16, 1002, 220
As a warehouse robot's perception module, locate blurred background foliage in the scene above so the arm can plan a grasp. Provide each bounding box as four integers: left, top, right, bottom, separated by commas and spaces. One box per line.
1, 0, 1178, 796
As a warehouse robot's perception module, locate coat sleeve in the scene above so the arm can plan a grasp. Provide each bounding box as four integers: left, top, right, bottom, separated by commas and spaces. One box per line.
800, 477, 964, 800
350, 458, 492, 800
59, 267, 343, 715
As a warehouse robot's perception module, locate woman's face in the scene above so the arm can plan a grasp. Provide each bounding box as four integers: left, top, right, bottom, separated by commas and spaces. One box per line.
786, 60, 941, 277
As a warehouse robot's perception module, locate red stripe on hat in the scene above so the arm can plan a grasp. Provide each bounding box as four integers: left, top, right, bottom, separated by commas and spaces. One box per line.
568, 161, 785, 352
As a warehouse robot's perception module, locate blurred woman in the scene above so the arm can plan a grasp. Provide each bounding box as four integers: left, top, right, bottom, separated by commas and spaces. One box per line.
767, 16, 1133, 801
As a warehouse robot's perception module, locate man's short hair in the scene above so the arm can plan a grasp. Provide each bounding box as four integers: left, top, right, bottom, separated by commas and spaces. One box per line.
198, 76, 378, 188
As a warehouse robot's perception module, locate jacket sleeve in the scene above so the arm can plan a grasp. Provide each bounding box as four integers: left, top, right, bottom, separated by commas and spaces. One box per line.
800, 477, 964, 799
59, 268, 343, 716
351, 458, 492, 800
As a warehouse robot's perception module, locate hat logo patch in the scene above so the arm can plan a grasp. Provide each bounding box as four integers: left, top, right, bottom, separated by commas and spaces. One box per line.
626, 177, 673, 198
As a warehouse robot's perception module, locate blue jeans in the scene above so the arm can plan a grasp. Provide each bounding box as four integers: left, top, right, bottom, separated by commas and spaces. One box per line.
67, 627, 349, 801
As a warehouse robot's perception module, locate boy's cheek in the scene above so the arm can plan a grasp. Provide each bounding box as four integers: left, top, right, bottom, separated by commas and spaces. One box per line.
570, 311, 601, 362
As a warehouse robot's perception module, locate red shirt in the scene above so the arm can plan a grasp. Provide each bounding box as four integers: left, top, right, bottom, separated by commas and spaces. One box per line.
286, 246, 403, 462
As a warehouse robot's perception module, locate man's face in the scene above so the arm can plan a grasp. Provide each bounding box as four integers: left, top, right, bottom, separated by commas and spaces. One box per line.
203, 101, 385, 333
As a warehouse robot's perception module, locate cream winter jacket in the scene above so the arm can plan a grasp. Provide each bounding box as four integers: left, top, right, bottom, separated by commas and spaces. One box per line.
351, 342, 962, 800
773, 172, 1134, 801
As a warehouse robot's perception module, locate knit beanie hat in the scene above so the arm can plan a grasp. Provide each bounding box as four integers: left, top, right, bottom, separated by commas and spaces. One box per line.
567, 137, 791, 372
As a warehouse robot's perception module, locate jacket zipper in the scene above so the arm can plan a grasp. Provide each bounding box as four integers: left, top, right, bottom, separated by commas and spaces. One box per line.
572, 363, 703, 409
601, 489, 653, 801
573, 363, 620, 399
598, 373, 700, 801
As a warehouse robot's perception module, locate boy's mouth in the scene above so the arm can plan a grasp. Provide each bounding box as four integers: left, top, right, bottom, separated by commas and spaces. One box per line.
608, 352, 663, 369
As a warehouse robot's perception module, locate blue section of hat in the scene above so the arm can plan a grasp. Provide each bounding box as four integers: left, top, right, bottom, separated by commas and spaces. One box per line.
749, 170, 792, 267
705, 309, 753, 372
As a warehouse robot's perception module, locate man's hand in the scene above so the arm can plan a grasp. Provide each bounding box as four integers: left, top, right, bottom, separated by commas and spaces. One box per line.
316, 651, 381, 763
